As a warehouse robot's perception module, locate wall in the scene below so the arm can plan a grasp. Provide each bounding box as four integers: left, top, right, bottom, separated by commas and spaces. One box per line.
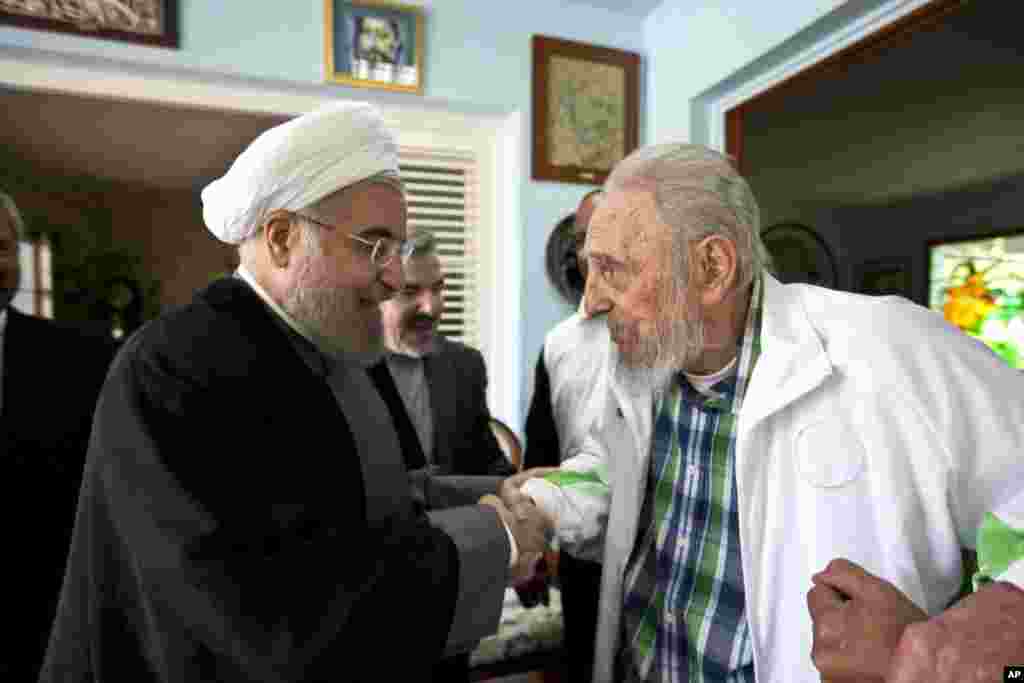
825, 173, 1024, 306
643, 0, 849, 143
0, 0, 646, 428
106, 184, 237, 310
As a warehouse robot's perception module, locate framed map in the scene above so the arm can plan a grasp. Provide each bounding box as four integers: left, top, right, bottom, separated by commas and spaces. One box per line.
0, 0, 178, 47
531, 35, 640, 185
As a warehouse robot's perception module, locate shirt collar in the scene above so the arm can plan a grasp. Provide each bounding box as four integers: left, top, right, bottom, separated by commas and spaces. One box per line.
235, 266, 318, 347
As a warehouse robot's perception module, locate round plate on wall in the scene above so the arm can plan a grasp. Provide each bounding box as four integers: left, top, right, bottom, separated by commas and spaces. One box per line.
761, 222, 838, 289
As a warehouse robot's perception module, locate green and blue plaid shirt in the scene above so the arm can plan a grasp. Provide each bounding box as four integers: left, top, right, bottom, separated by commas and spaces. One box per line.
619, 277, 764, 683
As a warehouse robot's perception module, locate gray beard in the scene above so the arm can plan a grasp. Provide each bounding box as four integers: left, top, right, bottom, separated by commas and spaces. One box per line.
612, 314, 705, 400
283, 284, 382, 368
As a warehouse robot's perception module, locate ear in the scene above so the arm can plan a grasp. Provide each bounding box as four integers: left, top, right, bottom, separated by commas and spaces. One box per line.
695, 235, 738, 307
263, 211, 301, 269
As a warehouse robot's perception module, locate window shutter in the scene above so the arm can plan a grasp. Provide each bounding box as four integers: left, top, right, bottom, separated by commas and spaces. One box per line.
399, 147, 480, 348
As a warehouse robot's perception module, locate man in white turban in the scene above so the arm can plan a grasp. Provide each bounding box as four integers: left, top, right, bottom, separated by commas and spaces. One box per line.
39, 101, 548, 683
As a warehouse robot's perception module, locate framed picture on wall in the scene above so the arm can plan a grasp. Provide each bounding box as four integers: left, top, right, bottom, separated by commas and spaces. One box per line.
531, 35, 640, 185
325, 0, 425, 94
0, 0, 179, 48
855, 258, 912, 298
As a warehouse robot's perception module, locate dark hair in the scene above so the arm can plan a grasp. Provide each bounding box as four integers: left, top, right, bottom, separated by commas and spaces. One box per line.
545, 212, 584, 306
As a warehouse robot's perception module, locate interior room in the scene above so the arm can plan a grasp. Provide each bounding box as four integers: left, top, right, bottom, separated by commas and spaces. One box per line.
3, 0, 1022, 681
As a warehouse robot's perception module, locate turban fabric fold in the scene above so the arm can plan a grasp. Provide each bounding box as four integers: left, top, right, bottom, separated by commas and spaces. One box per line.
202, 101, 399, 244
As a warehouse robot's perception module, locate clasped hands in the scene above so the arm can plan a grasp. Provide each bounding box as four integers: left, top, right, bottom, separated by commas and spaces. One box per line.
479, 467, 559, 585
807, 557, 1024, 682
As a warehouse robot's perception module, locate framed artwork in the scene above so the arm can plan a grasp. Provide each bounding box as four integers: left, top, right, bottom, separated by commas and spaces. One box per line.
761, 222, 838, 289
856, 258, 911, 298
0, 0, 178, 48
927, 229, 1024, 369
531, 35, 640, 185
325, 0, 424, 94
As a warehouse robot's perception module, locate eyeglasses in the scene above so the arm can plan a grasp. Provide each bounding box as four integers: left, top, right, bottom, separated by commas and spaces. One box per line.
293, 213, 410, 267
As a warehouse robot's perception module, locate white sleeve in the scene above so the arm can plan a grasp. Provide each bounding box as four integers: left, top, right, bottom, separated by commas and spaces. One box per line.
521, 450, 609, 562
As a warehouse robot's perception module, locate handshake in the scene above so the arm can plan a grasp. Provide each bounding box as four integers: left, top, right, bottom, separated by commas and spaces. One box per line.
479, 467, 560, 585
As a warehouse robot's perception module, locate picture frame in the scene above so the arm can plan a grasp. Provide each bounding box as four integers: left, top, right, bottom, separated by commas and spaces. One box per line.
0, 0, 178, 48
325, 0, 424, 95
761, 222, 838, 289
855, 258, 912, 298
531, 35, 640, 185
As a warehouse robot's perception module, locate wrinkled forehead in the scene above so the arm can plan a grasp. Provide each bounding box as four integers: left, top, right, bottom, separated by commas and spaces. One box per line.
587, 188, 665, 260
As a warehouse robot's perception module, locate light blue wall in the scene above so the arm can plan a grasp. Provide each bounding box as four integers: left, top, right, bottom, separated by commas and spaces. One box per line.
0, 0, 646, 428
643, 0, 849, 143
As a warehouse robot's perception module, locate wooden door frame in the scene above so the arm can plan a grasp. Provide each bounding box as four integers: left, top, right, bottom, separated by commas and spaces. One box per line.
724, 0, 966, 173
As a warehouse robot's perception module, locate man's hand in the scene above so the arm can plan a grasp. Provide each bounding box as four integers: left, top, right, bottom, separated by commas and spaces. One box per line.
807, 558, 927, 682
498, 467, 559, 509
479, 494, 552, 558
887, 580, 1024, 683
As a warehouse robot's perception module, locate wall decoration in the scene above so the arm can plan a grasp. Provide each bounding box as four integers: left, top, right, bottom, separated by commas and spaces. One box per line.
928, 230, 1024, 369
325, 0, 424, 94
855, 258, 911, 298
531, 35, 640, 185
0, 0, 178, 47
761, 222, 837, 289
545, 211, 583, 306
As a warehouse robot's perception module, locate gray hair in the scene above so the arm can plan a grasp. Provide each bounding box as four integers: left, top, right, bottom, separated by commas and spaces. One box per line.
0, 190, 26, 241
603, 143, 767, 292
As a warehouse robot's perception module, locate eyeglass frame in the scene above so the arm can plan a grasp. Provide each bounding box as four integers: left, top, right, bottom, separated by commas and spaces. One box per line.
292, 212, 412, 267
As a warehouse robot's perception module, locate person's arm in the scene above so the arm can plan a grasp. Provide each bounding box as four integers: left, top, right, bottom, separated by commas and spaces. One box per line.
810, 302, 1024, 682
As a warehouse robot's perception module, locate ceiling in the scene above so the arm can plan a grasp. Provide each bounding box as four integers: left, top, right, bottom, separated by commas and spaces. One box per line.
1, 88, 286, 192
562, 0, 663, 17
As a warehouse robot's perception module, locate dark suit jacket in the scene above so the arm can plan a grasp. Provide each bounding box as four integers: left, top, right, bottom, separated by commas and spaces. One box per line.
0, 308, 115, 682
373, 338, 514, 477
426, 338, 515, 476
39, 278, 464, 683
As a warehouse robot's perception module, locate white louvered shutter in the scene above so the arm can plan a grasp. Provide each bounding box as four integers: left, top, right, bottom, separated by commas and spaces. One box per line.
399, 148, 481, 348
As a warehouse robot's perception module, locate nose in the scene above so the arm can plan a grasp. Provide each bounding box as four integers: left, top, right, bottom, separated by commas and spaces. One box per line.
583, 270, 610, 319
419, 291, 441, 318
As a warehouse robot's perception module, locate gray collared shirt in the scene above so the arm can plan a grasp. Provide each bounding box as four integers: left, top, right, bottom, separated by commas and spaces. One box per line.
385, 352, 434, 462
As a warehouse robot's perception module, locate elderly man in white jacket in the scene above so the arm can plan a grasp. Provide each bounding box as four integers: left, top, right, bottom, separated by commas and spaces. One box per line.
506, 143, 1024, 683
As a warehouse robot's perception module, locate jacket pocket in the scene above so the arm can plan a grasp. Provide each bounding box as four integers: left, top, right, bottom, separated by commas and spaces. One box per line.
794, 419, 866, 488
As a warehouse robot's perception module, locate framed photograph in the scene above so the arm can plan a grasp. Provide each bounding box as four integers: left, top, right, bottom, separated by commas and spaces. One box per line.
856, 258, 911, 298
325, 0, 424, 95
761, 222, 838, 289
0, 0, 178, 48
532, 35, 640, 185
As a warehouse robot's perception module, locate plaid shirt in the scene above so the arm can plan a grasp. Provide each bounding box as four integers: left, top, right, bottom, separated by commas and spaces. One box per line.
619, 277, 764, 683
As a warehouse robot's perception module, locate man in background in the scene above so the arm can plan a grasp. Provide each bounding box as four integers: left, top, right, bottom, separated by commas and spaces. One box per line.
0, 190, 115, 681
374, 230, 514, 479
521, 188, 606, 683
373, 229, 514, 682
39, 102, 547, 683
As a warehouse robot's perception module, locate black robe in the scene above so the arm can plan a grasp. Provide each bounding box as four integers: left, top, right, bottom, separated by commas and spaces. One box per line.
39, 278, 461, 682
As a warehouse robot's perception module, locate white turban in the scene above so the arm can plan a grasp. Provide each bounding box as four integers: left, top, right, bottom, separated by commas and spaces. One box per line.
201, 101, 399, 244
